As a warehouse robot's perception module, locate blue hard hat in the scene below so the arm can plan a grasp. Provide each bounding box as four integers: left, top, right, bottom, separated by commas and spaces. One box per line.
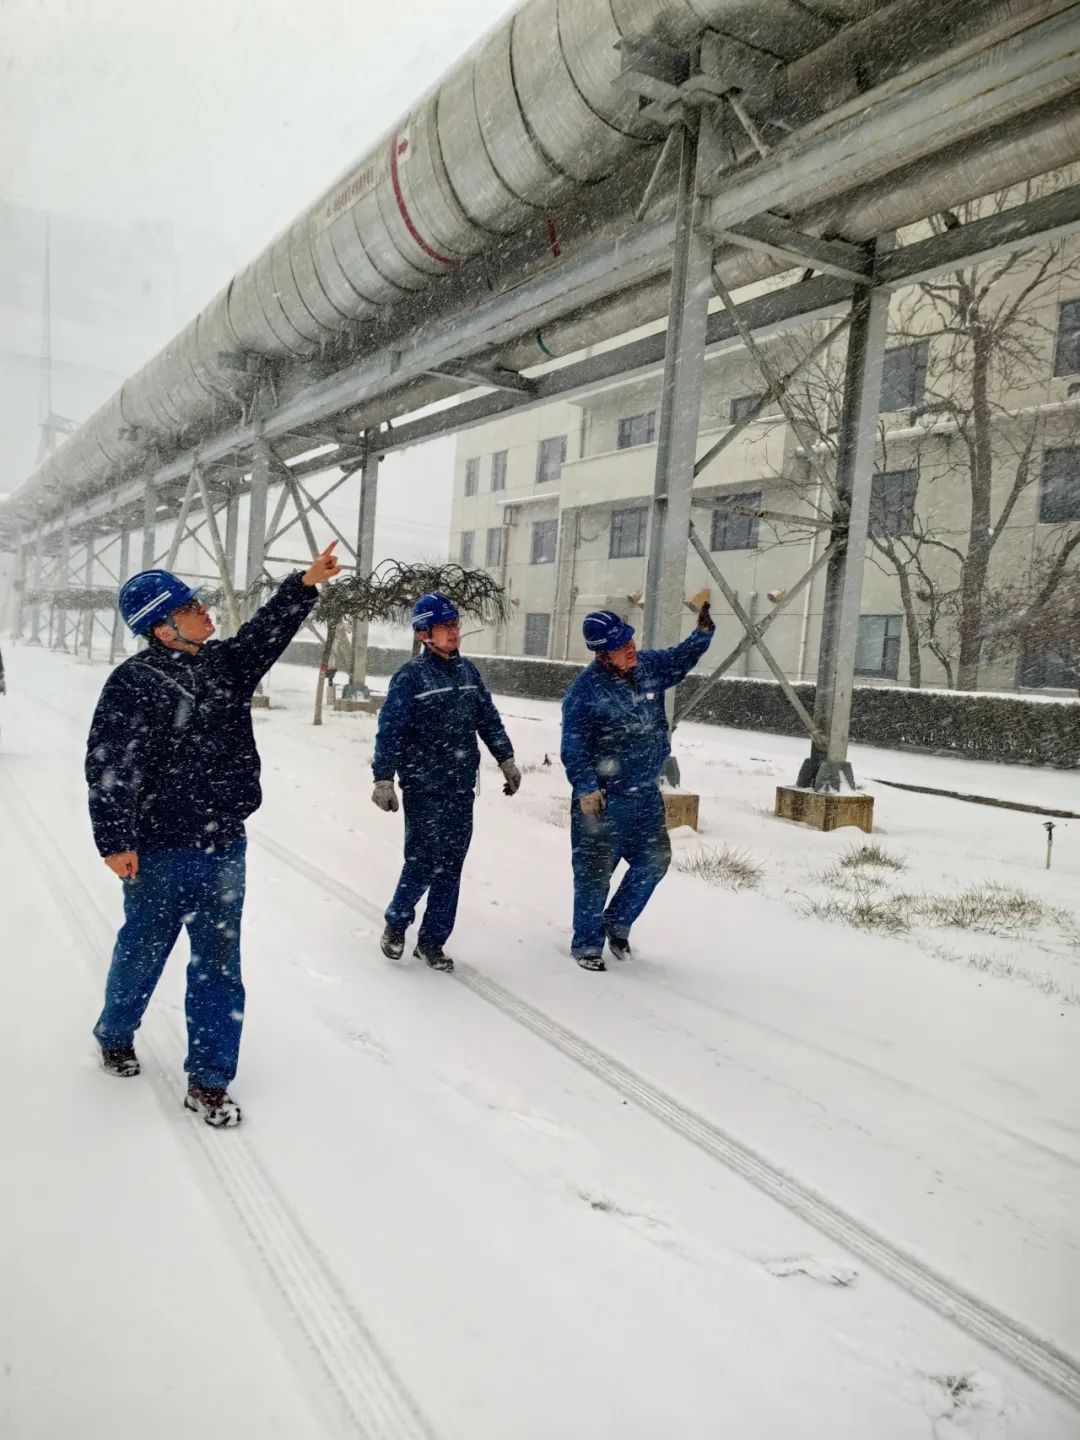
118, 569, 202, 636
583, 610, 635, 653
412, 593, 459, 632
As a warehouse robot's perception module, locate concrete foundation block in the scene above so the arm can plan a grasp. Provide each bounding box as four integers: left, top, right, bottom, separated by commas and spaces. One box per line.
775, 786, 874, 833
663, 791, 700, 832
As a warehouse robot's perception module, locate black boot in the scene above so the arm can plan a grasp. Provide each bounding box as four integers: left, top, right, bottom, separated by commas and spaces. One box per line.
184, 1085, 242, 1128
415, 941, 454, 973
381, 926, 406, 960
99, 1043, 140, 1078
575, 952, 606, 972
605, 926, 632, 962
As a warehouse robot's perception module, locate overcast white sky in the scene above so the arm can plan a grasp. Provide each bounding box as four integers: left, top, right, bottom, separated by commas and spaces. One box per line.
0, 0, 518, 558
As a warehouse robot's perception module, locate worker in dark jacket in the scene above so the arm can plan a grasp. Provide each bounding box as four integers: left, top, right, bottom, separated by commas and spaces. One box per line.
372, 593, 520, 972
86, 543, 341, 1125
560, 604, 714, 971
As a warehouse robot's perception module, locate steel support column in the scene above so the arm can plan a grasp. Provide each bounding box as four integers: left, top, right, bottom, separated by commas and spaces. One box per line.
346, 439, 380, 697
110, 527, 131, 664
223, 484, 240, 635
29, 528, 43, 645
246, 434, 271, 603
797, 255, 892, 792
642, 111, 713, 652
142, 479, 157, 571
11, 528, 26, 638
80, 538, 95, 655
55, 509, 71, 651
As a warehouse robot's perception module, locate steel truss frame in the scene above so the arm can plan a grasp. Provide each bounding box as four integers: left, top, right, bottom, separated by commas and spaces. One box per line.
4, 12, 1080, 779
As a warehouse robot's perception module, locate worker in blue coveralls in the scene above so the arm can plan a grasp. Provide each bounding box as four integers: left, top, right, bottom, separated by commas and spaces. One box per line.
372, 593, 521, 973
85, 542, 342, 1126
560, 602, 714, 971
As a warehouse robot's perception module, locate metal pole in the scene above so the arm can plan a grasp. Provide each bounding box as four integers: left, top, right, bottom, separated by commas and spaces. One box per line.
642, 109, 713, 653
346, 439, 380, 697
12, 527, 26, 639
81, 537, 94, 656
194, 466, 242, 635
55, 509, 71, 651
142, 478, 157, 571
29, 527, 43, 644
797, 248, 892, 792
246, 434, 271, 602
223, 483, 240, 635
110, 527, 131, 664
165, 471, 199, 571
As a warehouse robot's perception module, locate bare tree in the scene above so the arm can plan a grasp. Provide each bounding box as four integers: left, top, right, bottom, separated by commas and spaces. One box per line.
754, 188, 1080, 690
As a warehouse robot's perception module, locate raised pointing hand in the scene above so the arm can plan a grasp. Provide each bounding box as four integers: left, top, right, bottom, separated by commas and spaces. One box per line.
302, 540, 342, 587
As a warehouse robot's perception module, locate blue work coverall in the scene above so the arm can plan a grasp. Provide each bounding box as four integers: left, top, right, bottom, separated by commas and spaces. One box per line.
560, 628, 712, 957
85, 572, 317, 1087
373, 649, 514, 948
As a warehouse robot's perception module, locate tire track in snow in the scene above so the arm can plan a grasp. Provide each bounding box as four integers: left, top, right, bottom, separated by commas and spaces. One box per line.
248, 828, 1080, 1412
0, 766, 437, 1440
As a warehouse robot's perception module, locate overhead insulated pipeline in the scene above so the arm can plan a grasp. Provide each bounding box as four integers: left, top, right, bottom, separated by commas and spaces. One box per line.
6, 0, 894, 518
9, 0, 1078, 523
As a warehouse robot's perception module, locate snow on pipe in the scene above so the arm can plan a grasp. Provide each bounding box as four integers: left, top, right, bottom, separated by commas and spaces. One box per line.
11, 0, 1073, 520
9, 0, 878, 515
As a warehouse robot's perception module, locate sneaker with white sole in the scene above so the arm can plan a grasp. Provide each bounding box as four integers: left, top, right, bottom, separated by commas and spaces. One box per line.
99, 1043, 140, 1078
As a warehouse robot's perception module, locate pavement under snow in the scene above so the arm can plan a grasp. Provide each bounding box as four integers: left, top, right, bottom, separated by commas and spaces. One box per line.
1, 641, 1078, 1440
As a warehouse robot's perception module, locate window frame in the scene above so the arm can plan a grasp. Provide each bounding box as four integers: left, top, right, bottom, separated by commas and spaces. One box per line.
459, 530, 474, 566
870, 469, 919, 540
879, 340, 929, 414
530, 517, 559, 565
536, 435, 567, 485
854, 613, 903, 679
1053, 298, 1080, 378
485, 526, 505, 569
616, 411, 656, 449
609, 505, 649, 559
464, 457, 479, 497
490, 450, 507, 492
1039, 446, 1080, 524
709, 489, 761, 552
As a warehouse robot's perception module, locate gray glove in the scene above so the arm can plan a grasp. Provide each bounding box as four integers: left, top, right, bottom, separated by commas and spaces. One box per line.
500, 759, 521, 797
372, 779, 399, 813
579, 790, 605, 817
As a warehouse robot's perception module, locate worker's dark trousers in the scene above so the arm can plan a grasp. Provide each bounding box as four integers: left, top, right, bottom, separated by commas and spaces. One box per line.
570, 787, 671, 957
385, 789, 474, 948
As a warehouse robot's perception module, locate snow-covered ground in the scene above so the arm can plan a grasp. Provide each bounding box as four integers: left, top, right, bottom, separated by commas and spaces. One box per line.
2, 641, 1078, 1439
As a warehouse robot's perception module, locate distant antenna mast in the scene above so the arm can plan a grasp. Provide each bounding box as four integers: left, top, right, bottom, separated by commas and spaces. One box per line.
36, 214, 75, 462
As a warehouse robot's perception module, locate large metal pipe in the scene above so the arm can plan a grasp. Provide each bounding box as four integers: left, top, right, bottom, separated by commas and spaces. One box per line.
6, 0, 1080, 531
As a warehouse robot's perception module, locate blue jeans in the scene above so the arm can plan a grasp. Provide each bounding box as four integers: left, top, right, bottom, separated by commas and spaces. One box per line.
93, 840, 247, 1089
385, 789, 474, 949
570, 788, 671, 957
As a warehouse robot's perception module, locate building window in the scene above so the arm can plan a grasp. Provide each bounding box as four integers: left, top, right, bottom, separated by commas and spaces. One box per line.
536, 435, 567, 484
710, 490, 760, 552
1053, 299, 1080, 377
459, 530, 474, 565
855, 614, 902, 679
1039, 447, 1080, 523
485, 526, 505, 568
524, 612, 551, 657
491, 450, 507, 492
617, 411, 656, 449
530, 518, 559, 564
879, 341, 928, 413
729, 393, 763, 425
870, 469, 918, 538
464, 458, 479, 497
609, 506, 648, 559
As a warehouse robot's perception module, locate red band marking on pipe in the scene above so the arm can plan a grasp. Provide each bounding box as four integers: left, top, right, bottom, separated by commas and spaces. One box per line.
546, 214, 562, 259
389, 131, 455, 267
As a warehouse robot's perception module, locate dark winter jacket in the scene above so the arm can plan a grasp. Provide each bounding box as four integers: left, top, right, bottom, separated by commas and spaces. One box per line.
560, 628, 712, 799
373, 648, 514, 795
85, 572, 317, 856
